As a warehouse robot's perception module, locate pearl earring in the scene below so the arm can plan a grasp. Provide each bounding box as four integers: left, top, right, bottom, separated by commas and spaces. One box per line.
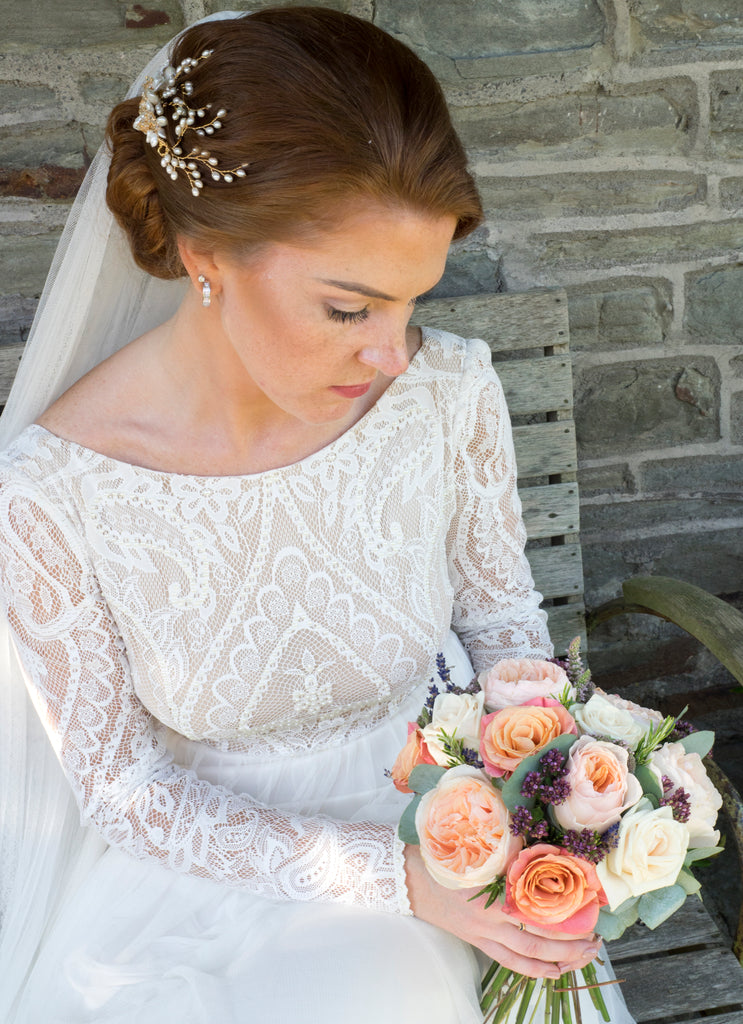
197, 274, 211, 307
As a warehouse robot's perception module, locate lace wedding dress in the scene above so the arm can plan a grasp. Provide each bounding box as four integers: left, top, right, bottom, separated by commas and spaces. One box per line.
0, 330, 634, 1023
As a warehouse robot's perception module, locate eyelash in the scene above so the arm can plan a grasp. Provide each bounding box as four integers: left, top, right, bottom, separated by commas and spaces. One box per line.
327, 306, 370, 325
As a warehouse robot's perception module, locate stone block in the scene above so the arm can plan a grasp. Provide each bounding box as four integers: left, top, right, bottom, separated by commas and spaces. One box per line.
78, 74, 133, 109
577, 463, 636, 498
205, 0, 351, 11
0, 233, 61, 296
733, 390, 743, 444
566, 279, 671, 352
731, 354, 743, 379
0, 123, 102, 171
581, 494, 741, 537
581, 522, 743, 607
0, 295, 36, 346
0, 166, 84, 201
478, 171, 704, 220
3, 0, 182, 50
532, 218, 743, 272
0, 84, 58, 126
574, 357, 720, 458
720, 177, 743, 210
629, 0, 743, 52
685, 265, 743, 345
710, 70, 743, 159
429, 245, 504, 299
375, 0, 604, 61
639, 454, 743, 495
453, 78, 696, 159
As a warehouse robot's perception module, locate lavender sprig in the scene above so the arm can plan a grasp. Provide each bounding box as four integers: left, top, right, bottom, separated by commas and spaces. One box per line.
561, 824, 620, 864
660, 776, 691, 823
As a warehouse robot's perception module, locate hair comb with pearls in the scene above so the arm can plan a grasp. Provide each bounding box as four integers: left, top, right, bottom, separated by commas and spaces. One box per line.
133, 48, 248, 197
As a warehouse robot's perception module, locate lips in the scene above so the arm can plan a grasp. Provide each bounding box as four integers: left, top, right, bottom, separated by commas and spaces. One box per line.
330, 381, 373, 398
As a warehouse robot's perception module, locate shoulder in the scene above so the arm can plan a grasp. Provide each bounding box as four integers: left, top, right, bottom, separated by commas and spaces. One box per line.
415, 328, 503, 405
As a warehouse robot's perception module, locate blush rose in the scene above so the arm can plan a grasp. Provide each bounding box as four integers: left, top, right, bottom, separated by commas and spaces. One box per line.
553, 735, 643, 833
504, 843, 608, 933
650, 741, 722, 848
414, 765, 523, 888
479, 699, 577, 777
479, 658, 573, 712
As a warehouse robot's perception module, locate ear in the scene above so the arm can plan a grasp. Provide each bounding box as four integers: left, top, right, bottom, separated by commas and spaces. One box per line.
177, 237, 222, 294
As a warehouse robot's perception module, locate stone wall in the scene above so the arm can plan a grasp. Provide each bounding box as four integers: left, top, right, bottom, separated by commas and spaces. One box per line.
2, 0, 742, 702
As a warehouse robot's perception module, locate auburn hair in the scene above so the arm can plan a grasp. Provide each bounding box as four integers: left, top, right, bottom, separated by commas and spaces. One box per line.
106, 6, 483, 279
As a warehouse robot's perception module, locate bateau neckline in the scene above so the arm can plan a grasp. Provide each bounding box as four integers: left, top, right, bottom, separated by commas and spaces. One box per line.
26, 329, 436, 482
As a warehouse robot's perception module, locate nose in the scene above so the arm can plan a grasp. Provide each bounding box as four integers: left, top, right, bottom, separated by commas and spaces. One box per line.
357, 332, 409, 377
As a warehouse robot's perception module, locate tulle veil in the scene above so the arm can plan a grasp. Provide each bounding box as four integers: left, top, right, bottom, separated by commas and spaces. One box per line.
0, 13, 239, 1018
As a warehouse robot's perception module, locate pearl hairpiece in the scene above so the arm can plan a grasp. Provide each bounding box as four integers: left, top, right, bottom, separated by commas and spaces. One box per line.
133, 48, 248, 197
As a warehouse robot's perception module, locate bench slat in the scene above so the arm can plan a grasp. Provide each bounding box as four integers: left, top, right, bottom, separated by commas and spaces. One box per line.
520, 482, 579, 539
527, 544, 584, 600
512, 420, 577, 477
418, 290, 568, 353
496, 357, 573, 416
617, 945, 743, 1020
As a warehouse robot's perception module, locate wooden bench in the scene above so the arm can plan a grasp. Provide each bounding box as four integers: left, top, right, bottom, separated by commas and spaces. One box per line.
418, 289, 743, 1023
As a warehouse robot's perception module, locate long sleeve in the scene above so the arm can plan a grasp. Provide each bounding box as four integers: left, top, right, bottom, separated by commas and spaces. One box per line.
447, 340, 553, 669
0, 473, 411, 915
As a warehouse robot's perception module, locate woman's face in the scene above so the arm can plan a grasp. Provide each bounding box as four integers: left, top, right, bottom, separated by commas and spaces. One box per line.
210, 203, 457, 426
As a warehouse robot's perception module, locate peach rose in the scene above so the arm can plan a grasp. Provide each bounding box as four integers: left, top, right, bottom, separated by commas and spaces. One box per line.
479, 699, 577, 777
479, 658, 574, 712
504, 843, 608, 933
415, 765, 523, 888
390, 723, 437, 794
553, 736, 643, 833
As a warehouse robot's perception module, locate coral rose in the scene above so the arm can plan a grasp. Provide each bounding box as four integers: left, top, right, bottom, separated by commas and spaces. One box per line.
390, 723, 436, 794
553, 735, 643, 833
504, 843, 608, 933
479, 658, 573, 712
479, 699, 577, 777
415, 765, 523, 888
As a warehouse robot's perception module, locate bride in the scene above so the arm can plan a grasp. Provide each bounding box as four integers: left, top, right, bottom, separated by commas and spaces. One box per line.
0, 8, 634, 1022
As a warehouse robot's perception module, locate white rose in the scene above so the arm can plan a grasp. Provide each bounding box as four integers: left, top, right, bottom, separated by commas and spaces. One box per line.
650, 741, 722, 848
596, 799, 690, 910
421, 690, 485, 766
574, 693, 649, 749
599, 691, 663, 731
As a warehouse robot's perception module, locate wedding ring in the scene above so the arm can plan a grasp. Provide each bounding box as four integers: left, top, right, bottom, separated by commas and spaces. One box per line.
518, 922, 525, 931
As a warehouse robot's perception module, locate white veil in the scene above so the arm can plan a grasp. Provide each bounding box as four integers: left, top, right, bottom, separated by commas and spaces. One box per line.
0, 12, 240, 1018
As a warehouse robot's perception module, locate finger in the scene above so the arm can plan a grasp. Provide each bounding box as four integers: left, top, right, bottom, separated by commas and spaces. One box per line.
475, 940, 563, 980
503, 929, 601, 967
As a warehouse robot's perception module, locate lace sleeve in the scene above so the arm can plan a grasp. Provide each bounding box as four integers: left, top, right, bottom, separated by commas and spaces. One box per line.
447, 341, 553, 670
0, 474, 411, 916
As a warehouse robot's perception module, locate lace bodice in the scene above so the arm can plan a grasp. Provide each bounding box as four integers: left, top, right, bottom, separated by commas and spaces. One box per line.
0, 330, 550, 914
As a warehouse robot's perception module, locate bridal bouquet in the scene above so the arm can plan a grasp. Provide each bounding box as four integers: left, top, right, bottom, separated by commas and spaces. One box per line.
390, 640, 723, 1024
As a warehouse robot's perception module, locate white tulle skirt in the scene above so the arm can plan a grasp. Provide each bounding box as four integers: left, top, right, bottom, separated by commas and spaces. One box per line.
13, 634, 635, 1024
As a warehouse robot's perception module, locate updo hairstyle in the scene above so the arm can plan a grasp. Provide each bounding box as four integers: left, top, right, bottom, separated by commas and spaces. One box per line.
106, 6, 483, 280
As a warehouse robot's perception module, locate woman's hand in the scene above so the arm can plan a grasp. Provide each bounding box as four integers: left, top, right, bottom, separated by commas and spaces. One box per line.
404, 845, 601, 980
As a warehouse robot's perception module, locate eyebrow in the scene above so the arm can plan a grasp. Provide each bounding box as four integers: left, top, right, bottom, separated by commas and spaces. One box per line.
317, 278, 398, 302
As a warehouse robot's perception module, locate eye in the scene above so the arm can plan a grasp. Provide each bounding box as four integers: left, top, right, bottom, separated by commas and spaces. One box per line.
327, 306, 370, 325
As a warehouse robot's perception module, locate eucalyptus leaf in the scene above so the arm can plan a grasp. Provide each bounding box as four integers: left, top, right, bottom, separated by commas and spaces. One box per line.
595, 900, 638, 941
407, 764, 447, 795
634, 764, 662, 802
501, 733, 577, 813
684, 845, 724, 865
638, 884, 687, 929
397, 794, 422, 844
679, 730, 715, 759
676, 868, 701, 896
